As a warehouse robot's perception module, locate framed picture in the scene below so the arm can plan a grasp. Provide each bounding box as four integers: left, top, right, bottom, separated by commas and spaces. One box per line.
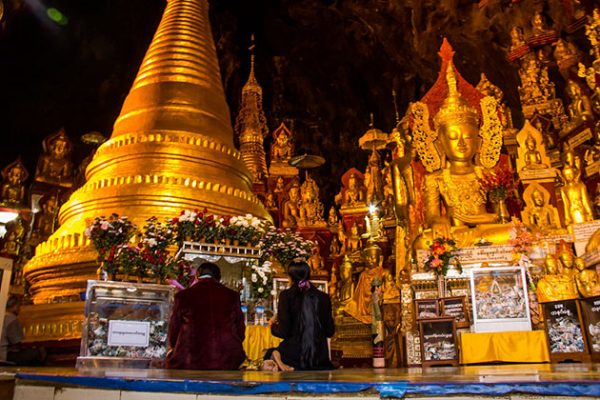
470, 266, 531, 333
414, 298, 439, 320
542, 299, 591, 363
272, 277, 328, 312
440, 296, 469, 329
0, 257, 13, 339
580, 296, 600, 362
418, 317, 458, 367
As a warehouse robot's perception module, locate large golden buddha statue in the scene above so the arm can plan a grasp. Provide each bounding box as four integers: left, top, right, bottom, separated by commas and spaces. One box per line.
411, 39, 507, 248
559, 150, 594, 226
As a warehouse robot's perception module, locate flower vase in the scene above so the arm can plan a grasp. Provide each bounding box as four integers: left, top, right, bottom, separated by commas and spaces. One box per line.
225, 238, 232, 245
437, 274, 446, 298
233, 239, 240, 246
493, 198, 510, 223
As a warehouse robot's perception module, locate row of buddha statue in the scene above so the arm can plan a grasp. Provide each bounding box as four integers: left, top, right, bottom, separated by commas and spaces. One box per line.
537, 242, 600, 302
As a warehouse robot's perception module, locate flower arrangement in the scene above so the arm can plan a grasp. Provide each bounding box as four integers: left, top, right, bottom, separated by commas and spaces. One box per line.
479, 159, 518, 203
85, 213, 137, 265
138, 217, 175, 280
424, 237, 462, 276
228, 214, 267, 246
247, 260, 274, 299
258, 226, 315, 267
113, 244, 142, 276
166, 257, 195, 290
508, 217, 539, 291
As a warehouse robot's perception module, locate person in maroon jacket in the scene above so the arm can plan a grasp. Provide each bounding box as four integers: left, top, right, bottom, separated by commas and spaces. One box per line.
166, 262, 246, 370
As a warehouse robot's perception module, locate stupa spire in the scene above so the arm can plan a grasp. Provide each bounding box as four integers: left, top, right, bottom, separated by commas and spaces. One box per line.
234, 34, 269, 184
24, 0, 269, 304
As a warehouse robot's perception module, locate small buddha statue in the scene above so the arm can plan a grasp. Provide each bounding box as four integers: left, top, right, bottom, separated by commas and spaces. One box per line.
522, 133, 548, 170
264, 191, 277, 209
329, 235, 341, 256
557, 242, 577, 278
584, 127, 600, 166
281, 181, 301, 228
344, 242, 384, 324
364, 150, 384, 205
536, 254, 579, 303
328, 264, 339, 302
308, 244, 327, 277
273, 176, 285, 195
36, 195, 59, 239
553, 39, 579, 77
338, 255, 354, 306
566, 80, 594, 125
271, 127, 293, 161
509, 26, 526, 52
585, 8, 600, 60
411, 41, 510, 249
0, 160, 28, 207
346, 220, 361, 252
381, 162, 395, 219
531, 11, 551, 37
327, 206, 339, 226
35, 128, 74, 187
560, 161, 594, 225
1, 230, 20, 257
298, 175, 326, 227
342, 172, 365, 207
575, 257, 600, 298
381, 268, 400, 303
521, 184, 561, 233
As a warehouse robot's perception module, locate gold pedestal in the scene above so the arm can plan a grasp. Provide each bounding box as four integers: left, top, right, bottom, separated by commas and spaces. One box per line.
334, 315, 371, 359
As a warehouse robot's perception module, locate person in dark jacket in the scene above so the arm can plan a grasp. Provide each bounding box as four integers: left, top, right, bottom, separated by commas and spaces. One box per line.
166, 262, 246, 370
269, 260, 335, 370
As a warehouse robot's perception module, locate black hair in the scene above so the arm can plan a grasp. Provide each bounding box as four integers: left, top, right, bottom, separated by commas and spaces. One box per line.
6, 295, 20, 309
288, 260, 311, 283
287, 261, 321, 370
199, 262, 221, 281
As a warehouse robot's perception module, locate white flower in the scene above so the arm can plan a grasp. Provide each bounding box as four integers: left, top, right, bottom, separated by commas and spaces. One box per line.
258, 287, 264, 293
270, 290, 276, 296
251, 273, 257, 283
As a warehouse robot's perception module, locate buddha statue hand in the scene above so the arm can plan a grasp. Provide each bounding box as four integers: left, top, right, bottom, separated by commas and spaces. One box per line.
452, 210, 499, 225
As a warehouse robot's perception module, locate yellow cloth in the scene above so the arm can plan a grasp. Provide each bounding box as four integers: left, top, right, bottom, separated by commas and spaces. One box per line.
243, 325, 282, 361
459, 331, 550, 364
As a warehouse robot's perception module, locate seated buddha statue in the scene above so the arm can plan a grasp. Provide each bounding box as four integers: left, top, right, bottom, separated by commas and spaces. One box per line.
344, 241, 384, 324
298, 174, 326, 227
584, 127, 600, 166
536, 254, 579, 303
521, 184, 562, 234
411, 42, 510, 249
509, 26, 526, 52
343, 172, 365, 207
35, 129, 74, 188
281, 180, 301, 228
574, 257, 600, 298
307, 244, 327, 277
531, 11, 552, 37
36, 195, 59, 239
0, 160, 28, 207
522, 133, 548, 170
327, 206, 339, 226
559, 159, 594, 226
381, 268, 400, 303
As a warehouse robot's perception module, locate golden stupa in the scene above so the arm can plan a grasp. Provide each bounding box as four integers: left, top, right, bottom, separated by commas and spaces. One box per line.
24, 0, 269, 306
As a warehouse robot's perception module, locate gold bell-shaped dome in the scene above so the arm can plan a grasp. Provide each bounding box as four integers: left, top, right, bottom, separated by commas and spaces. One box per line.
24, 0, 269, 304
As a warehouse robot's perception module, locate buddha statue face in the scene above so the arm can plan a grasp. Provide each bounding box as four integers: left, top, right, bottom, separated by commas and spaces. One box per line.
525, 135, 537, 151
532, 189, 545, 207
51, 138, 68, 159
559, 250, 575, 270
363, 245, 382, 268
575, 257, 586, 272
288, 185, 300, 201
562, 165, 576, 183
7, 166, 24, 185
438, 121, 479, 163
544, 255, 558, 275
532, 12, 544, 29
348, 173, 357, 189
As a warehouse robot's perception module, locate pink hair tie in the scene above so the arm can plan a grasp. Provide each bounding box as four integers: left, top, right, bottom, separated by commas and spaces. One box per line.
298, 279, 310, 291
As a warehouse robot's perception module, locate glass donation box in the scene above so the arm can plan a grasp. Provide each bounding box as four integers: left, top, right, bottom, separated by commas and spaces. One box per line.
77, 280, 175, 368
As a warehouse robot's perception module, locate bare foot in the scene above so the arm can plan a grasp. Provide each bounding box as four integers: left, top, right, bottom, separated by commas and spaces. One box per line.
271, 350, 294, 372
262, 359, 278, 371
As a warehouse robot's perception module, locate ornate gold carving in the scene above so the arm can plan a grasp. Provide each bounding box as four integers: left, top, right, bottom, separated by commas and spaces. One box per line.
521, 183, 562, 234
478, 96, 503, 169
411, 102, 440, 172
